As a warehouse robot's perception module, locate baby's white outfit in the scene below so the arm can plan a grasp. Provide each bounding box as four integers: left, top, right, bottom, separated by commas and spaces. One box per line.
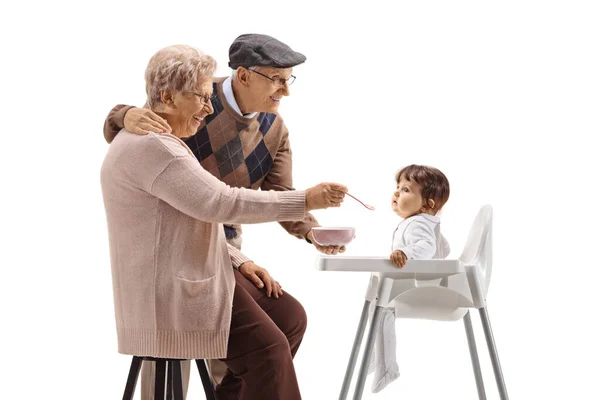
368, 213, 450, 393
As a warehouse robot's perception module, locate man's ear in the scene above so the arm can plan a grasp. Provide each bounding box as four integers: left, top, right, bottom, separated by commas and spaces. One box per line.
236, 67, 251, 86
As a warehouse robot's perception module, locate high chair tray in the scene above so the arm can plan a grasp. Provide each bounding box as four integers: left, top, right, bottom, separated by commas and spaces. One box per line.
316, 255, 464, 277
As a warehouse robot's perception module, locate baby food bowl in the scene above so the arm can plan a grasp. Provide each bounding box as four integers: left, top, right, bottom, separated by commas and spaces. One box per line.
311, 227, 356, 246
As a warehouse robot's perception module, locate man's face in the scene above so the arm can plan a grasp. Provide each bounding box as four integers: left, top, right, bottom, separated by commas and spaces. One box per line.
245, 66, 293, 113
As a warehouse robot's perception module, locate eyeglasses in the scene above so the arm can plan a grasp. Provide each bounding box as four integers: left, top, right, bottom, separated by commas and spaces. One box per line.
249, 68, 296, 87
191, 92, 217, 105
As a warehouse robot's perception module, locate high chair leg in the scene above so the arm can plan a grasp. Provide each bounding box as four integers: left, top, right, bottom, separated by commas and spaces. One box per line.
339, 300, 371, 400
464, 311, 487, 399
352, 305, 384, 400
479, 307, 509, 400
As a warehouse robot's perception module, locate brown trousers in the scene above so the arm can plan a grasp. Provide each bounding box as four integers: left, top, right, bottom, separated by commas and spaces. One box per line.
140, 268, 307, 399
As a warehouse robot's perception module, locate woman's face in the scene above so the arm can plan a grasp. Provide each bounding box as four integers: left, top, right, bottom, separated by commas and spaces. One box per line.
169, 77, 214, 138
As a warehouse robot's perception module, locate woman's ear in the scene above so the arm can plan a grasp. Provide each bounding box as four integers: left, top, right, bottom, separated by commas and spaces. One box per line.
160, 91, 176, 108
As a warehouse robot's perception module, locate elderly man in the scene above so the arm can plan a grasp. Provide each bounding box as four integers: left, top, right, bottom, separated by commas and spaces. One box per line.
103, 34, 344, 399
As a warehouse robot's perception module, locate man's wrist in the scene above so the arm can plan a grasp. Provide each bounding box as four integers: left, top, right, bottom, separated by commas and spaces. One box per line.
123, 106, 138, 124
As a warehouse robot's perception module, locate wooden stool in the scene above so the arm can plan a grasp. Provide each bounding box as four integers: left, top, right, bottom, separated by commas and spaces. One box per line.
122, 356, 216, 400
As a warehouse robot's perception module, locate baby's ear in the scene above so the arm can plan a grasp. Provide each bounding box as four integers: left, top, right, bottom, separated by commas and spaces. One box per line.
424, 199, 436, 211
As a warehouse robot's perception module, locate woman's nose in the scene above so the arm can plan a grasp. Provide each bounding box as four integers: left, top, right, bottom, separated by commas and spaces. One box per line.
205, 100, 214, 115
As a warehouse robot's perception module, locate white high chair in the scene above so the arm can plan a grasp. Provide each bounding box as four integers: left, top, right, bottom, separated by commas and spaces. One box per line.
316, 205, 508, 400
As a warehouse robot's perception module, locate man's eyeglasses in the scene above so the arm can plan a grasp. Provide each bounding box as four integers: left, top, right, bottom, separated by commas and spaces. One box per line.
249, 68, 296, 87
192, 92, 217, 105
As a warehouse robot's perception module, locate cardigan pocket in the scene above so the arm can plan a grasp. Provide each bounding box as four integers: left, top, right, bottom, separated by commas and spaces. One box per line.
173, 274, 217, 310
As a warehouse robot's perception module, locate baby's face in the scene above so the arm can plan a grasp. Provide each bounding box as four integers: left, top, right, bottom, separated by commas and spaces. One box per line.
391, 177, 426, 218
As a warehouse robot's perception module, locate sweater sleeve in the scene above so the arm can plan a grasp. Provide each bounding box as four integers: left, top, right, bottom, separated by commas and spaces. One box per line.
260, 126, 320, 240
227, 243, 252, 269
149, 137, 306, 225
104, 105, 135, 144
394, 220, 437, 260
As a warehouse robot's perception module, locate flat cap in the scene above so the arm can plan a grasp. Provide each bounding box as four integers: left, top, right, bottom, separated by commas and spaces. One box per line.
228, 34, 306, 69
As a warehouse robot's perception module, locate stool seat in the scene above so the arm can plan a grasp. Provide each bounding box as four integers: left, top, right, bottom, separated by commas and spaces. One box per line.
122, 356, 216, 400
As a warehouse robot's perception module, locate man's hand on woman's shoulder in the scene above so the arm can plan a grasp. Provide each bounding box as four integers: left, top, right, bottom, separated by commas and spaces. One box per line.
124, 107, 172, 135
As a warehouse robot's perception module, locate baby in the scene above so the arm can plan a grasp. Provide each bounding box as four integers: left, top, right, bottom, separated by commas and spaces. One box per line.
369, 164, 451, 393
390, 164, 450, 267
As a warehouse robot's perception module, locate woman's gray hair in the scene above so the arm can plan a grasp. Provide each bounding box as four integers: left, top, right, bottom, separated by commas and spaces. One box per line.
145, 45, 217, 109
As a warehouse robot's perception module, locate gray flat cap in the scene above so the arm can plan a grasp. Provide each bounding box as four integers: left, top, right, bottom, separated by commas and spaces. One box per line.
228, 34, 306, 69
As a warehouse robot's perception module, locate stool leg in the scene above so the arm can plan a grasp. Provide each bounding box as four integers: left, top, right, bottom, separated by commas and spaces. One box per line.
166, 361, 173, 400
123, 356, 143, 400
155, 359, 168, 400
195, 359, 217, 400
171, 361, 185, 400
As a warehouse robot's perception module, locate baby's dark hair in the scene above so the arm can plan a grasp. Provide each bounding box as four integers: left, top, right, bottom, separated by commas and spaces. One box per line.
395, 164, 450, 214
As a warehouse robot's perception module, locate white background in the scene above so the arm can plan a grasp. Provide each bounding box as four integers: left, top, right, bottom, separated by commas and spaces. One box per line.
1, 0, 599, 399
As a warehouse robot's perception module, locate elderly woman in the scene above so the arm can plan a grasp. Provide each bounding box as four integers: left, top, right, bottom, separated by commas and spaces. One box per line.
100, 45, 346, 400
104, 35, 347, 399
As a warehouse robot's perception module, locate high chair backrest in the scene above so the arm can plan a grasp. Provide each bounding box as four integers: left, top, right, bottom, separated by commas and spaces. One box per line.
459, 205, 493, 296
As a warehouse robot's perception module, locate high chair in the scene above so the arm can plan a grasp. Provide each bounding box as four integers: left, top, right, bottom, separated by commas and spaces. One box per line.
317, 205, 508, 400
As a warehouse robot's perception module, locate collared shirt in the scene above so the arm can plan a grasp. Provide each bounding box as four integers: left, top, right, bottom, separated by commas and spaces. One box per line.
222, 75, 257, 119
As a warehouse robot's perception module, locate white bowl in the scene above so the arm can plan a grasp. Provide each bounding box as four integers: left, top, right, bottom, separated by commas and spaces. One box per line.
311, 227, 356, 246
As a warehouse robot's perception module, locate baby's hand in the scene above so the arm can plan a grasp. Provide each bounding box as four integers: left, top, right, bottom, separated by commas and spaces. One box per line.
390, 250, 407, 268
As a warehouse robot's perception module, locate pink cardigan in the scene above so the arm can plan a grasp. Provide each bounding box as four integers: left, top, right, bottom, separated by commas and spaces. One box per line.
100, 131, 306, 359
